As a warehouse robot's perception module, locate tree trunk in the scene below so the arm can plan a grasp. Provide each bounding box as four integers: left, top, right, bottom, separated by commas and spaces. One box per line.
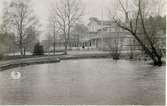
20, 48, 23, 56
53, 43, 56, 55
53, 24, 56, 55
23, 47, 26, 56
64, 42, 67, 55
20, 38, 23, 56
153, 57, 162, 66
130, 32, 163, 66
64, 33, 68, 55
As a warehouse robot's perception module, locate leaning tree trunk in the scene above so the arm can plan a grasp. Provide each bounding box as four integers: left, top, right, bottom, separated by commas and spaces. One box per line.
138, 1, 162, 66
153, 55, 162, 66
129, 31, 162, 66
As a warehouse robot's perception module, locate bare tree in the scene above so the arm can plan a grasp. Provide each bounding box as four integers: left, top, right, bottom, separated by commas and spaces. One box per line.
47, 11, 60, 55
106, 27, 122, 60
23, 26, 39, 55
0, 19, 17, 56
71, 24, 88, 48
2, 0, 39, 56
53, 0, 84, 55
110, 0, 165, 66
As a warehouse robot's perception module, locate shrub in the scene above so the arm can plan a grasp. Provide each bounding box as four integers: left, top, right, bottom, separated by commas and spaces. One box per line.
33, 42, 44, 56
112, 53, 120, 60
0, 53, 3, 60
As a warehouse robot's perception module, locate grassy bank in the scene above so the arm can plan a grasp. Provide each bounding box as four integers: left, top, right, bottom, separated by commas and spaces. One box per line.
0, 53, 112, 71
0, 52, 165, 71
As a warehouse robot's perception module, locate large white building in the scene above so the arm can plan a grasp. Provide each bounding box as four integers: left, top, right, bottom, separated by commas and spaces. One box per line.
84, 17, 141, 54
41, 16, 165, 58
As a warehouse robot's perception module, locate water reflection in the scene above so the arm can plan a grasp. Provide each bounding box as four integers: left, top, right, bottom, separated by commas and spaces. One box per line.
0, 59, 165, 105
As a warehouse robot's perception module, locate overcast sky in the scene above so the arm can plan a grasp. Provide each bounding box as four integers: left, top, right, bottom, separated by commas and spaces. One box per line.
0, 0, 113, 24
0, 0, 165, 40
0, 0, 113, 40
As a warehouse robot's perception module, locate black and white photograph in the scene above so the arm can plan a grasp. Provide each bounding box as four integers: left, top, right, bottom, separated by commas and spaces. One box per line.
0, 0, 166, 105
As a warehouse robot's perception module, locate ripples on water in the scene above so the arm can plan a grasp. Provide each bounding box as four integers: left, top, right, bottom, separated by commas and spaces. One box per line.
0, 59, 165, 105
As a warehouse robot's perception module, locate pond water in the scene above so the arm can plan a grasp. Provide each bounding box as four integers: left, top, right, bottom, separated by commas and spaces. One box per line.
0, 59, 165, 105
